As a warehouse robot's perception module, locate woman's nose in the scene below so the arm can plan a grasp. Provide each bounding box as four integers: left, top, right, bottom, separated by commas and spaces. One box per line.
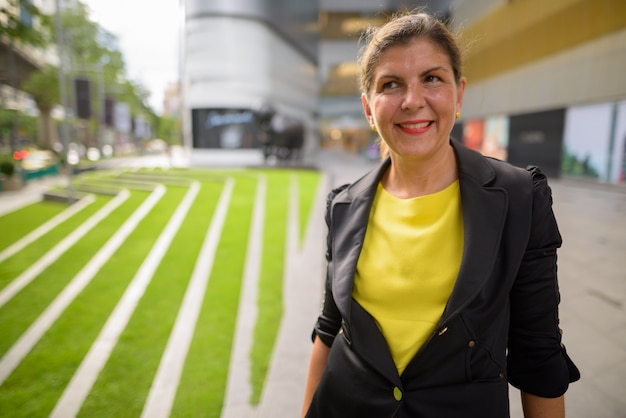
401, 84, 426, 111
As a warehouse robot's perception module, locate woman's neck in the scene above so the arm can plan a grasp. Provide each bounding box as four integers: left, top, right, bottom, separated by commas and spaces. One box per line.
382, 144, 458, 199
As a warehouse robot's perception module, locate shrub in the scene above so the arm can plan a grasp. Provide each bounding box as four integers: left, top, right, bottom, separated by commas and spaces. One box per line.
0, 159, 15, 177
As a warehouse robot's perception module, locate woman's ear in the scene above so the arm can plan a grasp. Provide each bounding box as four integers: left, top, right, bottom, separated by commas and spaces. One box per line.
361, 93, 373, 123
456, 77, 466, 115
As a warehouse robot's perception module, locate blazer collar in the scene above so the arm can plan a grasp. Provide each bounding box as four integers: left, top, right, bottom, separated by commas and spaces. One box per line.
329, 140, 509, 327
329, 140, 509, 382
333, 139, 499, 203
329, 158, 388, 321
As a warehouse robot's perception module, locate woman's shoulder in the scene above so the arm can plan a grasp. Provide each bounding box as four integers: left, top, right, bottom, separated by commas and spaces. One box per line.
484, 156, 550, 192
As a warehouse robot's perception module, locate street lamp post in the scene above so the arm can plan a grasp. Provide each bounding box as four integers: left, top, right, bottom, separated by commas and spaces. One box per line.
54, 0, 75, 203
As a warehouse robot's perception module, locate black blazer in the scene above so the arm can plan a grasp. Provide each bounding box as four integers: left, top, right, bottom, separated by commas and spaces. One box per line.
308, 140, 580, 418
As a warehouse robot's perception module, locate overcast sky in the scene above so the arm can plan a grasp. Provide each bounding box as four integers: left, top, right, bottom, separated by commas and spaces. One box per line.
83, 0, 180, 114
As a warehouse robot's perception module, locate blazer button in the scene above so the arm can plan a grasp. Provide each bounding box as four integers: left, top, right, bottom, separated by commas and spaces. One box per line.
468, 340, 476, 348
393, 386, 402, 402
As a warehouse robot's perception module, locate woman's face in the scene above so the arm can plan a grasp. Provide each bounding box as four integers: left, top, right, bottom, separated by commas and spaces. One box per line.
362, 37, 465, 162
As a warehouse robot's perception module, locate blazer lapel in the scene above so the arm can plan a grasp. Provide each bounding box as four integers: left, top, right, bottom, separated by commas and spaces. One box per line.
329, 160, 403, 383
328, 142, 510, 383
441, 142, 509, 322
330, 160, 389, 321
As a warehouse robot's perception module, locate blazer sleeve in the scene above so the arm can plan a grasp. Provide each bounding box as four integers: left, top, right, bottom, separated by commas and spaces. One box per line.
311, 185, 348, 347
506, 166, 581, 397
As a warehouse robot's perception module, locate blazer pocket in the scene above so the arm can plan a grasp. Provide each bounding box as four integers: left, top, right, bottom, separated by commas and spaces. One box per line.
464, 340, 506, 383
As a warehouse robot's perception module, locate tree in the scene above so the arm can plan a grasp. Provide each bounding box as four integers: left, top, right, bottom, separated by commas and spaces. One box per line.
21, 65, 59, 149
2, 0, 158, 156
156, 115, 181, 146
53, 0, 156, 148
0, 0, 51, 47
0, 0, 51, 154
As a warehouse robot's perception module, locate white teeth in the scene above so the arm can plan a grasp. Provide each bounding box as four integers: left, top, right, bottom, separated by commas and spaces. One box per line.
401, 121, 430, 129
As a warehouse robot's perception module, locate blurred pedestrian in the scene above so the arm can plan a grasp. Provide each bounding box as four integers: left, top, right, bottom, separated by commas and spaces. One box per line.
301, 10, 579, 418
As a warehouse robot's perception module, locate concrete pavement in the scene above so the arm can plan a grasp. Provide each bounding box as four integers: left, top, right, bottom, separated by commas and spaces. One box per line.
248, 148, 626, 418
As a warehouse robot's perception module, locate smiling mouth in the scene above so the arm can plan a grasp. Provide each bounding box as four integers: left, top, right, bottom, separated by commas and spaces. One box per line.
398, 121, 432, 129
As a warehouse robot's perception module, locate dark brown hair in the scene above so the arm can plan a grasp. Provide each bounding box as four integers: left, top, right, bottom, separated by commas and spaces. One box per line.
358, 10, 463, 97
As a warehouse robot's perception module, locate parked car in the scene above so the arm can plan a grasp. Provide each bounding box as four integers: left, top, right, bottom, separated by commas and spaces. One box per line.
18, 149, 60, 170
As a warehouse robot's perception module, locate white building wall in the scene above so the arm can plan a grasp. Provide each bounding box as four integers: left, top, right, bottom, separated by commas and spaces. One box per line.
182, 14, 318, 162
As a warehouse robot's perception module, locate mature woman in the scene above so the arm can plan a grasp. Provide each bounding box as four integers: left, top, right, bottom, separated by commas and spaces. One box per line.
301, 10, 579, 418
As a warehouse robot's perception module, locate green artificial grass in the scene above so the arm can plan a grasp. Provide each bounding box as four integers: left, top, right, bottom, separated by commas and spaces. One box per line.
297, 170, 322, 247
0, 192, 148, 358
171, 174, 255, 417
0, 195, 112, 292
0, 167, 323, 418
80, 182, 218, 417
249, 170, 289, 405
0, 187, 177, 417
0, 200, 68, 252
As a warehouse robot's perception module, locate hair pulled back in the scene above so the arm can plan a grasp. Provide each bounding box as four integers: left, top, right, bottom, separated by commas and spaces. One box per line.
358, 10, 463, 97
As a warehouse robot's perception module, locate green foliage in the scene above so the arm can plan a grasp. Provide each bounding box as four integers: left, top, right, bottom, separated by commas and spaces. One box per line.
2, 0, 158, 153
1, 108, 17, 133
21, 65, 60, 111
156, 115, 181, 145
50, 0, 155, 122
0, 109, 38, 146
0, 159, 15, 177
0, 0, 51, 47
561, 147, 600, 179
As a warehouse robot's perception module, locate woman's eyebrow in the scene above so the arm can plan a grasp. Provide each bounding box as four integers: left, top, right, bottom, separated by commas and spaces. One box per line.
377, 66, 449, 80
419, 66, 449, 77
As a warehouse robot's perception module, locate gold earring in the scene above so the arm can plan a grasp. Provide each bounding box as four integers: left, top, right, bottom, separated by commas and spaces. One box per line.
371, 125, 377, 132
455, 112, 461, 119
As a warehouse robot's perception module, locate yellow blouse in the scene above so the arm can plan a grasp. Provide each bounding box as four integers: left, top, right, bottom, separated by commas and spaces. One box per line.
353, 180, 463, 375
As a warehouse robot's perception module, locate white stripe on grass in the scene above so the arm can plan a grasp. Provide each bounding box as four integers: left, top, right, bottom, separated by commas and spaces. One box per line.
249, 173, 328, 416
0, 185, 165, 386
141, 178, 234, 418
0, 194, 95, 264
222, 174, 266, 411
50, 182, 200, 418
0, 191, 129, 309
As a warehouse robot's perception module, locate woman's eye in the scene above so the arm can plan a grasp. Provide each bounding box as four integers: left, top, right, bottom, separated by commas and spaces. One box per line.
382, 81, 398, 90
425, 75, 441, 83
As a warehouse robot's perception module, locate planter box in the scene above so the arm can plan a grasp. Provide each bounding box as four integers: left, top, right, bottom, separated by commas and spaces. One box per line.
0, 175, 24, 192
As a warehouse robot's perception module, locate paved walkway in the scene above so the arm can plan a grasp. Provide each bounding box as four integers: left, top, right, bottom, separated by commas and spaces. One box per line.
0, 175, 67, 216
0, 149, 624, 418
242, 149, 626, 418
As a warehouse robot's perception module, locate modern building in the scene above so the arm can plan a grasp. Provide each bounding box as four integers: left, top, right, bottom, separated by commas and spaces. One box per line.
180, 0, 319, 166
453, 0, 626, 184
180, 0, 626, 184
180, 0, 452, 166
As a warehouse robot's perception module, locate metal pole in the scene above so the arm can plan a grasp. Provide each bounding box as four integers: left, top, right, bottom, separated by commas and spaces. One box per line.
606, 102, 618, 184
54, 0, 74, 203
98, 63, 105, 151
7, 38, 20, 160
